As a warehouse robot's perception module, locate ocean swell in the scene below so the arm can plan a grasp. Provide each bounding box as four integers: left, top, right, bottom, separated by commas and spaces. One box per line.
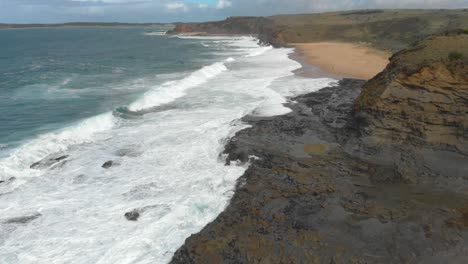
128, 58, 234, 112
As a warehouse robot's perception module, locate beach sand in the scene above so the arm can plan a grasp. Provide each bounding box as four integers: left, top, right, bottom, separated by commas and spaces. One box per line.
292, 42, 391, 80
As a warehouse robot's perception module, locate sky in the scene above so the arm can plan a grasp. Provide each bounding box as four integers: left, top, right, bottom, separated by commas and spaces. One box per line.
1, 0, 468, 24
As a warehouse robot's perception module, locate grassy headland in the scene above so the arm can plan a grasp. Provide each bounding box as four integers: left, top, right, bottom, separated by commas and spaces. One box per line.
169, 9, 468, 52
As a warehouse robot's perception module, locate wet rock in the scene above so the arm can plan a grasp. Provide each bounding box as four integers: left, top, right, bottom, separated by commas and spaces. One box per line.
4, 213, 42, 224
0, 177, 16, 185
102, 161, 114, 169
30, 154, 69, 169
170, 75, 468, 263
124, 210, 140, 221
115, 148, 141, 158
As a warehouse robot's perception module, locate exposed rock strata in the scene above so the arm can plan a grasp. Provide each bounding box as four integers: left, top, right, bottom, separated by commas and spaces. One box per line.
354, 31, 468, 154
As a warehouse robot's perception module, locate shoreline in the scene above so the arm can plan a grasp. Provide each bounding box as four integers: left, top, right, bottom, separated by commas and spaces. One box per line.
291, 42, 391, 80
288, 49, 340, 79
172, 77, 468, 263
170, 34, 468, 263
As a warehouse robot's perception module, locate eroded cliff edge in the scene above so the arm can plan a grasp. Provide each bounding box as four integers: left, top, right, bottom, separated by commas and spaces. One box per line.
354, 30, 468, 155
170, 32, 468, 263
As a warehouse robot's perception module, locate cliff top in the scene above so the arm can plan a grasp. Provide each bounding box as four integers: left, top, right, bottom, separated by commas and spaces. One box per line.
357, 30, 468, 105
354, 29, 468, 153
389, 29, 468, 70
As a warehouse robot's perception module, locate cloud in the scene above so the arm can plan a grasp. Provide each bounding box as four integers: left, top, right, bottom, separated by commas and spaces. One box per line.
165, 2, 189, 12
198, 3, 208, 9
1, 0, 467, 23
216, 0, 232, 9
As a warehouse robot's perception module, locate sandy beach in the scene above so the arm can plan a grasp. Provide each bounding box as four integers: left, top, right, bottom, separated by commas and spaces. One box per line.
292, 42, 391, 80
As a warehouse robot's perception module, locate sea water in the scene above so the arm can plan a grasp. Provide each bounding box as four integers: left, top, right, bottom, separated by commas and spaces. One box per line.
0, 27, 335, 263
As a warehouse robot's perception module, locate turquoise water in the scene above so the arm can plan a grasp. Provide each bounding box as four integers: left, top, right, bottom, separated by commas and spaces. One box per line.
0, 27, 214, 148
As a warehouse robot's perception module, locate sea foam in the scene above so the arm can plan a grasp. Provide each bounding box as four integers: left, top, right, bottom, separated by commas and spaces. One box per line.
0, 113, 115, 182
128, 58, 234, 112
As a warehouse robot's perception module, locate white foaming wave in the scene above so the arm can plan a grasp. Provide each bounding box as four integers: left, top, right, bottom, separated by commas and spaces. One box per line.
128, 58, 234, 112
174, 35, 240, 40
0, 113, 115, 181
143, 32, 167, 36
61, 78, 72, 85
274, 77, 338, 98
0, 36, 341, 264
245, 46, 273, 57
224, 36, 259, 48
240, 47, 337, 117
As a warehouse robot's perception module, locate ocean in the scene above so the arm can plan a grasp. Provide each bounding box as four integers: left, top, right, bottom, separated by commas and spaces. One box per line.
0, 27, 335, 263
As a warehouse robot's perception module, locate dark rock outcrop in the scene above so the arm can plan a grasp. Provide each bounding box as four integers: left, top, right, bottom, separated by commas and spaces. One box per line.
102, 161, 114, 169
3, 213, 42, 224
124, 210, 140, 221
30, 154, 69, 170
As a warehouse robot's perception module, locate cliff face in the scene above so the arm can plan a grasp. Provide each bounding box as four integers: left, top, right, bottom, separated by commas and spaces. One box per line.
354, 30, 468, 154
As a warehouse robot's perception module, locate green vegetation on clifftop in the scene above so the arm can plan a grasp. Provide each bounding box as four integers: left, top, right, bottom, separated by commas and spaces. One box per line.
169, 9, 468, 51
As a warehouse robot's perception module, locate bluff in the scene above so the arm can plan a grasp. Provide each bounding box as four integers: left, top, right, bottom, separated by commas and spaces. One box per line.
354, 30, 468, 154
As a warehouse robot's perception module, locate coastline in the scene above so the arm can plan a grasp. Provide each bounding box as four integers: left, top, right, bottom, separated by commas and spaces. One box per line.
172, 79, 468, 264
170, 36, 468, 263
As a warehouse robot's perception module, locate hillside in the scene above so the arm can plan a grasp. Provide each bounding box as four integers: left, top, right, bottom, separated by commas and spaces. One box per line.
168, 9, 468, 51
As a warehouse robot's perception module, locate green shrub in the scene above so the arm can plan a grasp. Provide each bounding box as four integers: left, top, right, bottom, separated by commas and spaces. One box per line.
448, 51, 464, 61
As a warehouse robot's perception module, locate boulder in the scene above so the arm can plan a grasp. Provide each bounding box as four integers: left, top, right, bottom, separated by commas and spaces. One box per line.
30, 154, 69, 169
124, 210, 140, 221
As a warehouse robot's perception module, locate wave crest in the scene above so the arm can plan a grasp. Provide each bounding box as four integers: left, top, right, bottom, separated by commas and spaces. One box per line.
128, 58, 234, 112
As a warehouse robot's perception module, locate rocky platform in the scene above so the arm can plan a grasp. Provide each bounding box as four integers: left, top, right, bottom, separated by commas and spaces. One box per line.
171, 32, 468, 263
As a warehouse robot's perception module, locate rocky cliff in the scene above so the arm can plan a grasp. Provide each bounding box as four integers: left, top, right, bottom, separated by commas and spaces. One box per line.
354, 30, 468, 154
170, 32, 468, 263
